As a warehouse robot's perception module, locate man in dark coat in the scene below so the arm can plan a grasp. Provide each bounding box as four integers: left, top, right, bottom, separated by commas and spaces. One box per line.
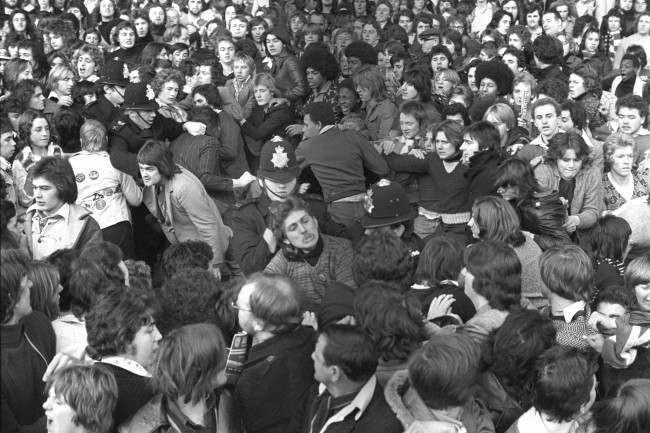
304, 324, 402, 433
83, 60, 128, 130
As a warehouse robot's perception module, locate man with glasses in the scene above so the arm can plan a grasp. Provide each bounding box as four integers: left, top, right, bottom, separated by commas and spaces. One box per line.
85, 60, 128, 130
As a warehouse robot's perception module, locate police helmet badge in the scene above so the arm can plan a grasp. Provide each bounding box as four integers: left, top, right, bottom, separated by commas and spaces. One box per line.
271, 146, 289, 168
364, 188, 374, 214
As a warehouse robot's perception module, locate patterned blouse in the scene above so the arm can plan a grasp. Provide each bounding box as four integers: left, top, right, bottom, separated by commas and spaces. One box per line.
602, 171, 648, 211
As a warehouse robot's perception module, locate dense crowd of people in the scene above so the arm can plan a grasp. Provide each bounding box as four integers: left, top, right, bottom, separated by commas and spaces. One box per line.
1, 0, 650, 432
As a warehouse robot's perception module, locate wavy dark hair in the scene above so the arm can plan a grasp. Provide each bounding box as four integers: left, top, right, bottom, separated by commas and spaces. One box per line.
487, 310, 556, 410
352, 231, 414, 290
545, 131, 593, 168
354, 282, 426, 363
86, 285, 158, 357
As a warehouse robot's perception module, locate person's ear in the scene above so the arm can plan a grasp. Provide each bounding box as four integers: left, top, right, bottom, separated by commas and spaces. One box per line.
252, 318, 265, 332
330, 365, 343, 383
393, 224, 405, 238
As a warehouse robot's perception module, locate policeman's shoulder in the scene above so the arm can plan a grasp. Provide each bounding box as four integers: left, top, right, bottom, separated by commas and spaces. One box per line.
301, 193, 324, 203
232, 197, 260, 210
110, 119, 128, 133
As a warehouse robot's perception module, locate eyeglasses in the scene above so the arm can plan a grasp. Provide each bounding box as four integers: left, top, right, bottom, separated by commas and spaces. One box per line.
230, 300, 251, 312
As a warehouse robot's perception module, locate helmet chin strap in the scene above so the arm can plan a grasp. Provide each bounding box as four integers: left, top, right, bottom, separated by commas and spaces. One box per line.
262, 178, 297, 201
134, 111, 152, 129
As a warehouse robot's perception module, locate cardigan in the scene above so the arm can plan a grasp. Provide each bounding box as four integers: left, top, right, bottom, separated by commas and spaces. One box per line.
534, 163, 603, 229
265, 234, 356, 312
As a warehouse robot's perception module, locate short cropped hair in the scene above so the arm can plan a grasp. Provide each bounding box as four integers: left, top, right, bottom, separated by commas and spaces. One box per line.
539, 245, 593, 302
137, 139, 180, 179
533, 346, 597, 422
531, 97, 561, 117
464, 240, 522, 311
1, 249, 31, 324
46, 365, 118, 433
352, 231, 414, 289
153, 323, 227, 404
354, 284, 426, 362
80, 119, 108, 152
594, 285, 633, 310
321, 324, 378, 383
245, 273, 303, 332
409, 333, 480, 410
616, 94, 649, 119
32, 157, 78, 204
86, 286, 157, 357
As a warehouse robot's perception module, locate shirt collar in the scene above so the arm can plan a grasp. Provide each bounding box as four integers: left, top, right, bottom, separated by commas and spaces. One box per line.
28, 202, 70, 221
100, 355, 152, 377
0, 156, 10, 171
634, 128, 650, 137
561, 300, 586, 323
314, 80, 332, 96
317, 375, 377, 427
319, 125, 336, 135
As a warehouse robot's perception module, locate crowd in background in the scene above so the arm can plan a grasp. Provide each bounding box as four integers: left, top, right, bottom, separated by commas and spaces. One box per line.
1, 0, 650, 433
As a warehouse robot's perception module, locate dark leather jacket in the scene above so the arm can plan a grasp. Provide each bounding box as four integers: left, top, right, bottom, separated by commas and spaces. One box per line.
514, 190, 572, 251
271, 52, 307, 102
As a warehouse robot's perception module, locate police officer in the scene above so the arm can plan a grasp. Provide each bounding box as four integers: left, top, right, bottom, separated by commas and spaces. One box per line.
227, 136, 347, 275
84, 60, 128, 130
108, 82, 206, 178
358, 179, 423, 254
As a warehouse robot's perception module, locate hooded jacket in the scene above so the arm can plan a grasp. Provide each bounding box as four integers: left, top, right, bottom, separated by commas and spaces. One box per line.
384, 370, 495, 433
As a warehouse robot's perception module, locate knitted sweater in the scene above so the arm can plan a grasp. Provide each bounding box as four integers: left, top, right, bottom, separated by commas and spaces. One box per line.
513, 232, 545, 299
548, 304, 598, 352
265, 235, 356, 312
